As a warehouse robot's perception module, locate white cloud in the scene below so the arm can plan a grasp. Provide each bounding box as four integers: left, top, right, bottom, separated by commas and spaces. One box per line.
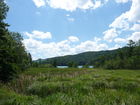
46, 0, 95, 11
24, 30, 52, 39
32, 0, 46, 7
127, 0, 140, 22
94, 37, 101, 42
68, 36, 79, 42
32, 0, 108, 11
23, 35, 108, 60
93, 0, 102, 9
114, 38, 126, 43
131, 24, 140, 32
114, 0, 140, 23
109, 44, 121, 50
103, 28, 119, 42
75, 41, 108, 53
115, 0, 130, 3
114, 32, 140, 43
109, 13, 129, 30
103, 0, 140, 43
127, 32, 140, 41
23, 38, 58, 60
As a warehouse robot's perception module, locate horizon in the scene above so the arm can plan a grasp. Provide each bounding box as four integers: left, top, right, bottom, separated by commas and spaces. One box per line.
37, 47, 119, 60
6, 0, 140, 60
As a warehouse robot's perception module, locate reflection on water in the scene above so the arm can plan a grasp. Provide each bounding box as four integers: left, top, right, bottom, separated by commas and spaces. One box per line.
57, 66, 68, 68
57, 65, 93, 68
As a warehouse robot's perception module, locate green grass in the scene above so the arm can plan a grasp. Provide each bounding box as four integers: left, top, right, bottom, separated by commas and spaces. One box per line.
0, 68, 140, 105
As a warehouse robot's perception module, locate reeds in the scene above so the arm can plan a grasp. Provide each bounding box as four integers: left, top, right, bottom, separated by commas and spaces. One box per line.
0, 68, 140, 105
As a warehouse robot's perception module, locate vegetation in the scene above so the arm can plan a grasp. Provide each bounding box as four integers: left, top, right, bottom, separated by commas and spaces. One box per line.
38, 50, 117, 66
36, 40, 140, 70
68, 61, 78, 68
0, 0, 32, 83
0, 1, 140, 104
0, 68, 140, 105
94, 40, 140, 69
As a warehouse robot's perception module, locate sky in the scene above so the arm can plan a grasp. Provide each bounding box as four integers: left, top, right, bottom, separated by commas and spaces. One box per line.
5, 0, 140, 60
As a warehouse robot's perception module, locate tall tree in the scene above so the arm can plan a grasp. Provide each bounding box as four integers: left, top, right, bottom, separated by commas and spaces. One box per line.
0, 0, 32, 82
0, 0, 15, 82
127, 40, 135, 57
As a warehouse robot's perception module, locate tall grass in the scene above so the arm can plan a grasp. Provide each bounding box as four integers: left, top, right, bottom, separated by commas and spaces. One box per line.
0, 68, 140, 105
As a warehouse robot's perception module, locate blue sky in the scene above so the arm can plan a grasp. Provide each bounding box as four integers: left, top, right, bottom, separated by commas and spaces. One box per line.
6, 0, 140, 60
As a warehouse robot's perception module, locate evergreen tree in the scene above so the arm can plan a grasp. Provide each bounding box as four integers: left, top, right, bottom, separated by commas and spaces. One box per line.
0, 0, 15, 82
52, 60, 57, 68
0, 0, 32, 82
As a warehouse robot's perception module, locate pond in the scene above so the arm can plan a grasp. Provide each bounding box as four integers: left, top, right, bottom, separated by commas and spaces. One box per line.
57, 65, 94, 68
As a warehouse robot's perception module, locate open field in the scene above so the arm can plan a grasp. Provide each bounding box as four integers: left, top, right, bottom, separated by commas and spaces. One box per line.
0, 68, 140, 105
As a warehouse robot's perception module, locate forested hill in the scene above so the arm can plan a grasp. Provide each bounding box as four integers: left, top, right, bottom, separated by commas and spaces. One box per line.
37, 49, 118, 66
36, 40, 140, 70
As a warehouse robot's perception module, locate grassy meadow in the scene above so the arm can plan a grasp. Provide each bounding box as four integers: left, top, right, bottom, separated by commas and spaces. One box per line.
0, 68, 140, 105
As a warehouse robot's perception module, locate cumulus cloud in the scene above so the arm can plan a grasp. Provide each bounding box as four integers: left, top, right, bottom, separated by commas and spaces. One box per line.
32, 0, 46, 7
103, 28, 119, 42
115, 0, 130, 3
131, 24, 140, 31
28, 0, 140, 60
46, 0, 102, 11
24, 30, 52, 39
109, 13, 129, 30
109, 44, 121, 50
103, 0, 140, 43
115, 0, 140, 23
23, 35, 108, 60
127, 32, 140, 41
68, 36, 79, 42
32, 0, 108, 11
75, 41, 108, 53
94, 37, 101, 42
127, 0, 140, 22
114, 32, 140, 43
114, 38, 126, 43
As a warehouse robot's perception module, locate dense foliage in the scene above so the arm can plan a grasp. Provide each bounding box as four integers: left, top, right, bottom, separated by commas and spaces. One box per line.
36, 50, 118, 66
0, 0, 32, 82
94, 40, 140, 69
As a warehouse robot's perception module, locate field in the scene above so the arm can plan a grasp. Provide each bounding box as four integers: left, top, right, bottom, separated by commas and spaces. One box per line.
0, 68, 140, 105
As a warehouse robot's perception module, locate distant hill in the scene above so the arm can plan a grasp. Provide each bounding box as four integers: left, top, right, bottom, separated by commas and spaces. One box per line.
35, 40, 140, 69
38, 49, 118, 66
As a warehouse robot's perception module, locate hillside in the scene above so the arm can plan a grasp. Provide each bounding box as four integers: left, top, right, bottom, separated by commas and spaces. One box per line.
36, 40, 140, 70
39, 49, 118, 65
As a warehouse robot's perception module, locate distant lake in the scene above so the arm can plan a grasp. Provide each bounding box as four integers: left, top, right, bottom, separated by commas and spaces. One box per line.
57, 65, 94, 68
57, 66, 68, 68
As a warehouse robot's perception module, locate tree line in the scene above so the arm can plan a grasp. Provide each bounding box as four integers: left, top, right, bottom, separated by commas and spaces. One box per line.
94, 40, 140, 69
0, 0, 32, 83
34, 40, 140, 70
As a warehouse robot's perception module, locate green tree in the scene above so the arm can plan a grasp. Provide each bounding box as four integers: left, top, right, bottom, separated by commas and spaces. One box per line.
127, 40, 135, 57
10, 32, 32, 70
0, 0, 31, 82
68, 62, 77, 68
52, 60, 57, 68
0, 0, 16, 82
